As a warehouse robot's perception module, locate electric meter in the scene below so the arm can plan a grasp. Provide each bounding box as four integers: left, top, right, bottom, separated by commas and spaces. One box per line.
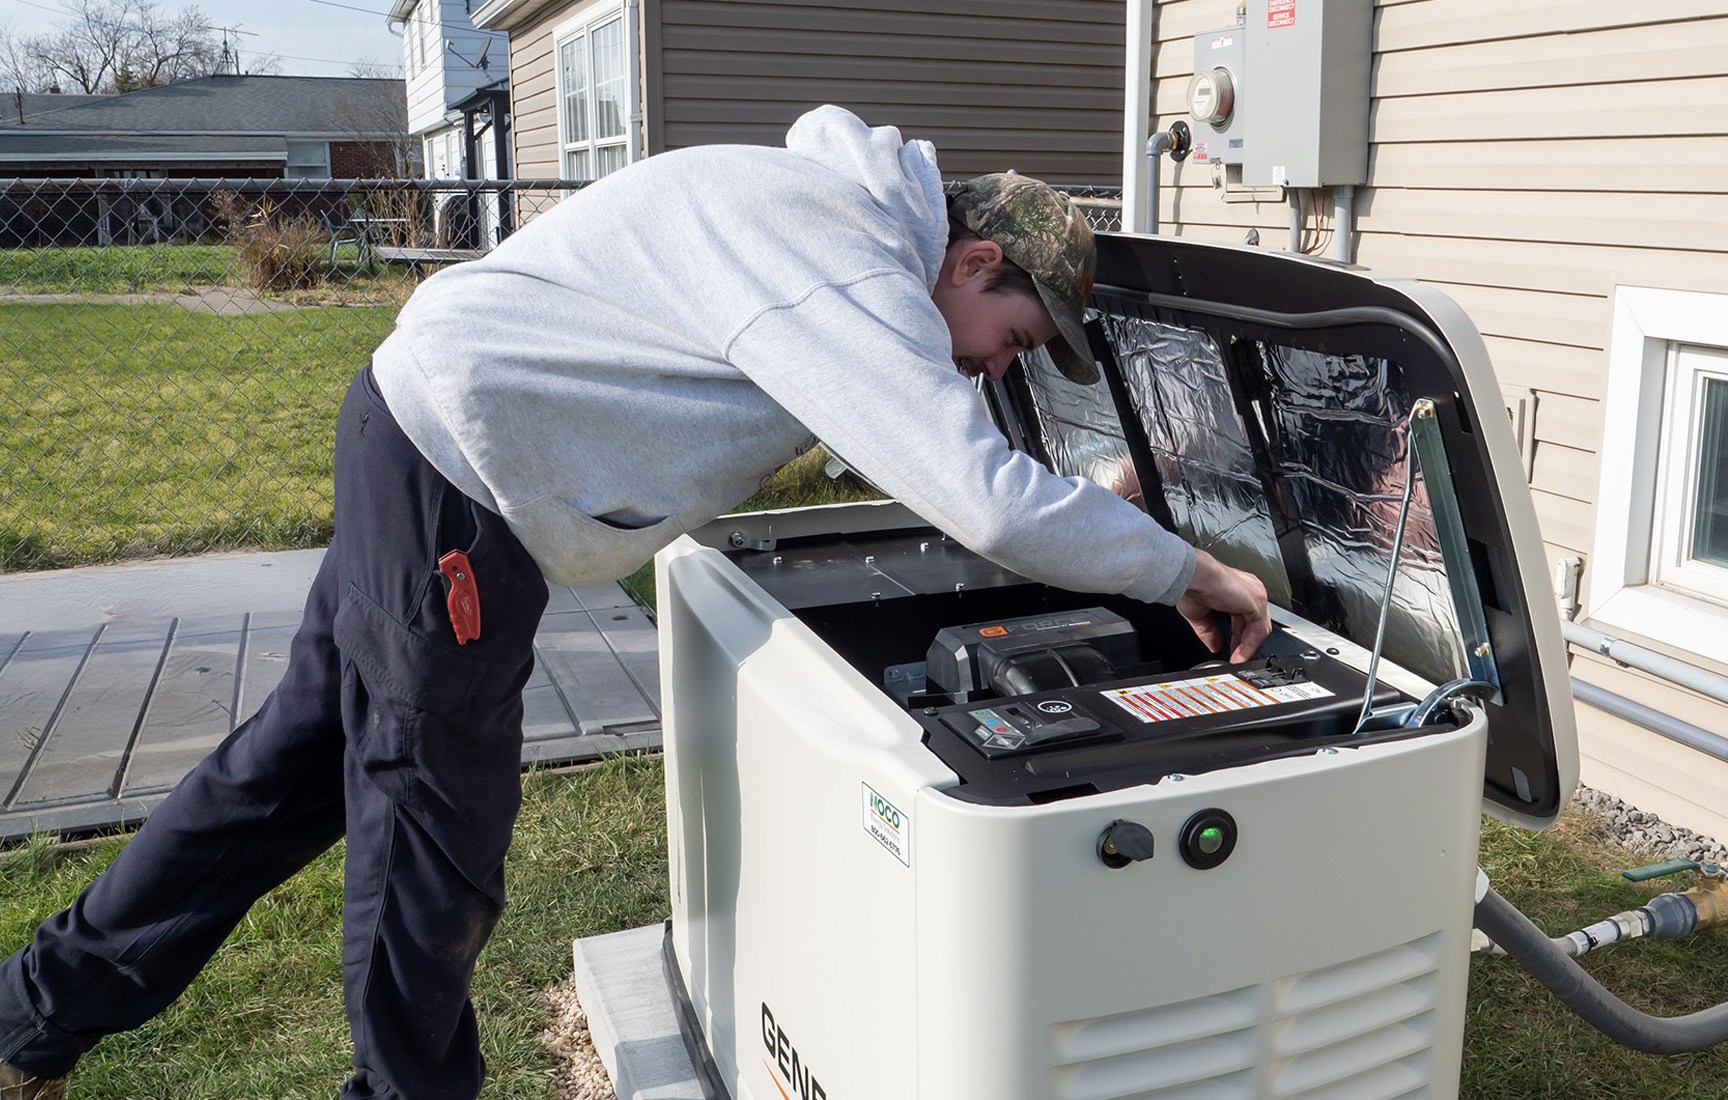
1187, 68, 1235, 128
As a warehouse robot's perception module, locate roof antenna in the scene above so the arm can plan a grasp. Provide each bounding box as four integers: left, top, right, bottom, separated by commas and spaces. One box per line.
215, 25, 257, 75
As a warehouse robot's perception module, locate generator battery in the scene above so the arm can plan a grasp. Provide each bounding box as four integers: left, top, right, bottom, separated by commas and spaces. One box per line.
925, 607, 1140, 702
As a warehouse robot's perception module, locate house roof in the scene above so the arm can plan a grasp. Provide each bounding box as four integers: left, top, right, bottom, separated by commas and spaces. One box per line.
0, 75, 406, 136
470, 0, 567, 32
3, 93, 109, 125
0, 133, 286, 163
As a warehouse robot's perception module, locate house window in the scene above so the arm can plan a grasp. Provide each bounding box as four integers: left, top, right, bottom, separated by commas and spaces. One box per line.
1589, 287, 1728, 664
285, 140, 331, 179
403, 2, 421, 76
556, 3, 634, 181
1651, 345, 1728, 604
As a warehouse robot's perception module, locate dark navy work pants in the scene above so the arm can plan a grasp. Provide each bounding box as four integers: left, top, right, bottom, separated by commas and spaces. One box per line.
0, 368, 549, 1098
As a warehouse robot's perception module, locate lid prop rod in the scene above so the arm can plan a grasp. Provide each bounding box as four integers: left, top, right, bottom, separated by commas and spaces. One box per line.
1351, 408, 1419, 734
1353, 398, 1501, 734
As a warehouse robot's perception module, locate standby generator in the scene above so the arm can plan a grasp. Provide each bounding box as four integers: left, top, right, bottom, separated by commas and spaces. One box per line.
656, 231, 1576, 1099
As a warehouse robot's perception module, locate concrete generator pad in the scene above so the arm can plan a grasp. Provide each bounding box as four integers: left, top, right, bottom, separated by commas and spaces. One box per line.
571, 924, 704, 1100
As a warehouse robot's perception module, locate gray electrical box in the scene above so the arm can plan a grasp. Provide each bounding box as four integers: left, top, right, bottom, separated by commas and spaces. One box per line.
1241, 0, 1371, 188
1188, 26, 1246, 168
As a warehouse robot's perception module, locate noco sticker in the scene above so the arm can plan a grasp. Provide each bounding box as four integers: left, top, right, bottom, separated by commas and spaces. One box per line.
862, 783, 910, 866
1101, 673, 1332, 723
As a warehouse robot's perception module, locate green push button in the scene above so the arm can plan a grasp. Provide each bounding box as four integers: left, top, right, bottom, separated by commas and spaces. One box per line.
1178, 809, 1237, 869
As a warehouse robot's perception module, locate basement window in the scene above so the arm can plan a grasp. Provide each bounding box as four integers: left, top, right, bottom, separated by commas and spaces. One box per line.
1651, 347, 1728, 602
1590, 287, 1728, 661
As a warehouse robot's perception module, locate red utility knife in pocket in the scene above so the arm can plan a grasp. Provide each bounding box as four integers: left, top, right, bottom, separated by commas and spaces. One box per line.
438, 550, 481, 645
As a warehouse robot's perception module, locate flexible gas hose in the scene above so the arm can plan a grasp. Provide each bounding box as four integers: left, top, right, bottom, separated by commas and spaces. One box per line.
1473, 886, 1728, 1053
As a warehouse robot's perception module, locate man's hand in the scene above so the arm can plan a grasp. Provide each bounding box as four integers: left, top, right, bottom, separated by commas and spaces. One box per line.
1175, 549, 1271, 663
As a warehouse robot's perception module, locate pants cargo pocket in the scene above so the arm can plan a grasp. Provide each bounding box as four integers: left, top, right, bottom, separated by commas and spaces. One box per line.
332, 581, 523, 887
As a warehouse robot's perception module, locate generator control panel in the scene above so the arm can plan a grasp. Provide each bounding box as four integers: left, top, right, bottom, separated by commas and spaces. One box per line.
905, 607, 1403, 804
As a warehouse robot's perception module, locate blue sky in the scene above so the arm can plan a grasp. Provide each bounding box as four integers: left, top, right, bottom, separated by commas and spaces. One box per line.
2, 0, 409, 78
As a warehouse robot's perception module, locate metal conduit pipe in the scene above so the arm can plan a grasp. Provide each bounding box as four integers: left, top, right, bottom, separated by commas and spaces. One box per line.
1474, 886, 1728, 1054
1329, 185, 1355, 264
1571, 678, 1728, 764
1561, 619, 1728, 707
1120, 0, 1156, 234
1144, 131, 1172, 235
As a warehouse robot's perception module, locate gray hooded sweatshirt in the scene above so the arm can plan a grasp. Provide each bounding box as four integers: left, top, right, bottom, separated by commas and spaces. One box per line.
371, 106, 1196, 603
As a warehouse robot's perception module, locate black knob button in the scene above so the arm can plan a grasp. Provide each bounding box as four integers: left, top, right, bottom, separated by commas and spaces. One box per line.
1179, 809, 1237, 870
1097, 820, 1155, 869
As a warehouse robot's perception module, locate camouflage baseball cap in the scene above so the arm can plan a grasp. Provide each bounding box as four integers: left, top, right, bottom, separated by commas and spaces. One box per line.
949, 172, 1099, 385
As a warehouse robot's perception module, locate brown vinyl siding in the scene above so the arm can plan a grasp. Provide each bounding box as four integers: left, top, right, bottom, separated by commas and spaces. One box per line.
1152, 0, 1728, 838
646, 0, 1125, 182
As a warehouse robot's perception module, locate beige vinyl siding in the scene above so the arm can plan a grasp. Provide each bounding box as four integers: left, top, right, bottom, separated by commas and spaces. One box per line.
646, 0, 1125, 182
1570, 655, 1728, 846
506, 13, 562, 182
1151, 2, 1728, 839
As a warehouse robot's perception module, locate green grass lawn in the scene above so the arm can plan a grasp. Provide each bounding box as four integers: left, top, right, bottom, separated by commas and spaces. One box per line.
3, 763, 1725, 1097
1464, 813, 1728, 1097
0, 758, 668, 1100
0, 244, 239, 295
1, 295, 871, 574
1, 300, 398, 570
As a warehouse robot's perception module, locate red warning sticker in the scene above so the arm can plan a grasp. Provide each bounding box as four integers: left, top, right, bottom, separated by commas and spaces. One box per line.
1268, 0, 1296, 29
1101, 673, 1332, 723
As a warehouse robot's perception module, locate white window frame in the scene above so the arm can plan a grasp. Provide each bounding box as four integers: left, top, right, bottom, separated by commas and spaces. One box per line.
553, 0, 639, 184
405, 2, 422, 76
421, 2, 440, 74
1651, 345, 1728, 599
1589, 286, 1728, 664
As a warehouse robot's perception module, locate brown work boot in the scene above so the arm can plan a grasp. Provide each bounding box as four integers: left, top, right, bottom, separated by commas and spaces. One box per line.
0, 1061, 66, 1100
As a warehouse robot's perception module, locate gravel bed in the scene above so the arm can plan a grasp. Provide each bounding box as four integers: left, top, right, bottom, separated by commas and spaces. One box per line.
539, 981, 617, 1100
1572, 785, 1728, 866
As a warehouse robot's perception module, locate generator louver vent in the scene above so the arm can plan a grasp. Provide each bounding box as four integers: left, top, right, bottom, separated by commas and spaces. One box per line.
1049, 932, 1443, 1099
1269, 932, 1443, 1097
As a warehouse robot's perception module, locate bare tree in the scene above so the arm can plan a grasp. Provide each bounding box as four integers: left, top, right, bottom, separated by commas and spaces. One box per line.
31, 0, 133, 93
0, 25, 53, 94
243, 51, 283, 76
129, 3, 220, 86
348, 57, 400, 80
13, 1, 226, 94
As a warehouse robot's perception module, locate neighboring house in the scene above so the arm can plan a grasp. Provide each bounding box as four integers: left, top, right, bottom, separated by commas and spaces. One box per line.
1145, 3, 1728, 843
468, 0, 1124, 187
0, 75, 409, 178
0, 75, 410, 247
389, 0, 512, 181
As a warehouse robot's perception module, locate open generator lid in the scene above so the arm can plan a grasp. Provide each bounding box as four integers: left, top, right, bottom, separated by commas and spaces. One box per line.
994, 233, 1577, 829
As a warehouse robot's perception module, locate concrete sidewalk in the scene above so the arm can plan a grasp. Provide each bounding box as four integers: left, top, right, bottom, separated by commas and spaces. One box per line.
0, 549, 662, 841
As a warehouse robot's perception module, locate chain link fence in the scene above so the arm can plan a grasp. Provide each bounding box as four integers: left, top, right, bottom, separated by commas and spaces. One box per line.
0, 177, 1119, 575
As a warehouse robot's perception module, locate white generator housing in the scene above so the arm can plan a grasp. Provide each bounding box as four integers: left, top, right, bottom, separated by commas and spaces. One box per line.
659, 233, 1576, 1100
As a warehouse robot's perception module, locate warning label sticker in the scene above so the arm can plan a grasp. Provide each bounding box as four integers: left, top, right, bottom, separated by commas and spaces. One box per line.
1101, 673, 1332, 724
1268, 0, 1296, 28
